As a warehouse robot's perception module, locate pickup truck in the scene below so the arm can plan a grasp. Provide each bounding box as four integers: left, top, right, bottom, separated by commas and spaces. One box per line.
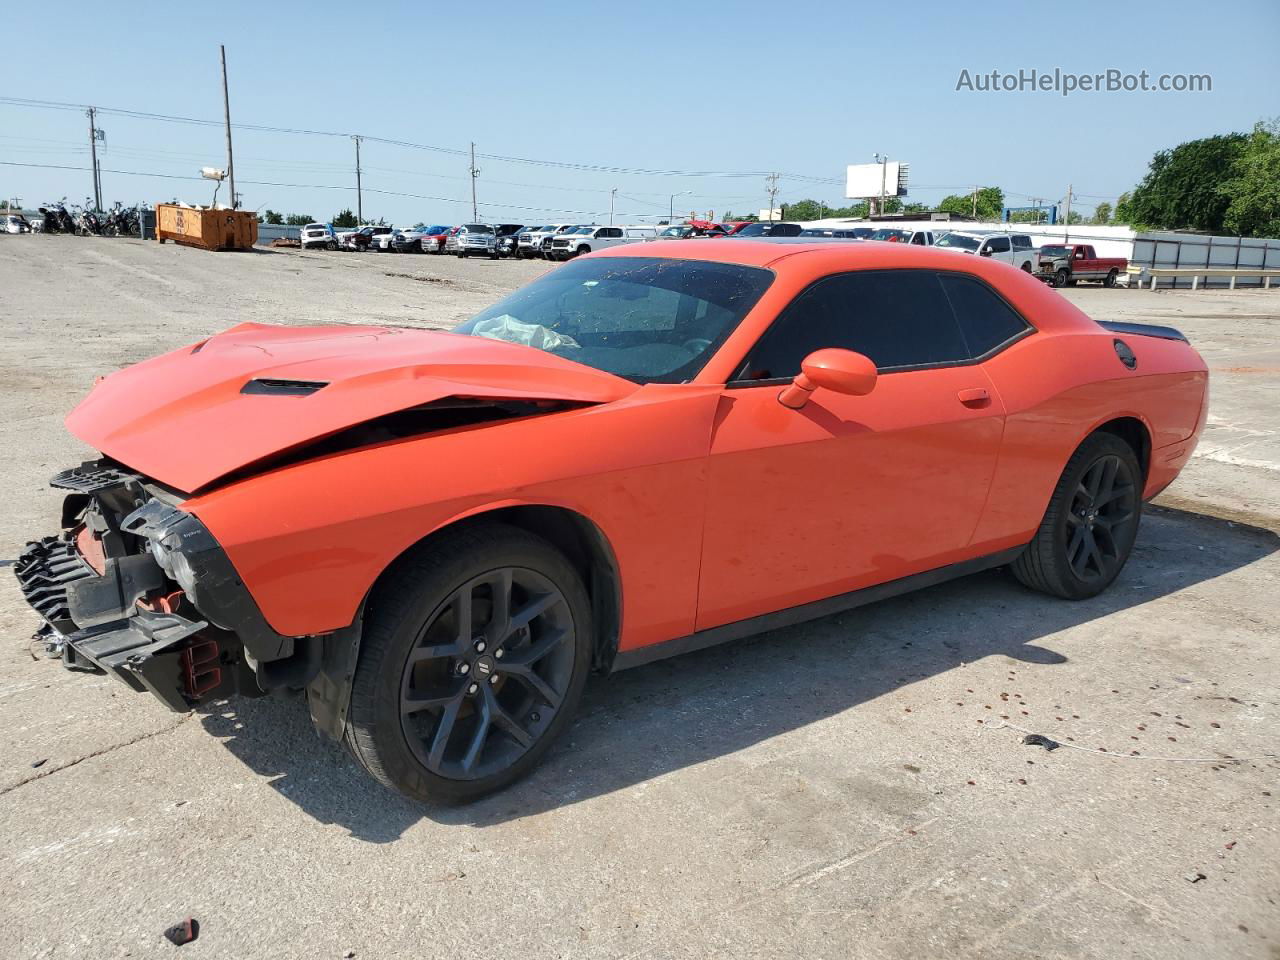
933, 231, 1039, 272
1035, 243, 1127, 287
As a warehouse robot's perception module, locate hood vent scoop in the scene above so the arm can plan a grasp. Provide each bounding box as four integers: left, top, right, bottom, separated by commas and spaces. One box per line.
241, 378, 330, 397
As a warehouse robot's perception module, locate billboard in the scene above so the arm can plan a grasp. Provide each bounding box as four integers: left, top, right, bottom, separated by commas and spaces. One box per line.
758, 208, 782, 221
846, 162, 909, 199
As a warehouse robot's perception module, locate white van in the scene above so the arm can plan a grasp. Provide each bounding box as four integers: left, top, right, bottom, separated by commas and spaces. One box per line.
548, 224, 658, 260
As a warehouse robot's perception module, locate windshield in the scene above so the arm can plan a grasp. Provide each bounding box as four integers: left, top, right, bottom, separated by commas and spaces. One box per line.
935, 233, 981, 251
871, 229, 911, 242
1040, 245, 1072, 258
464, 224, 494, 234
453, 257, 774, 383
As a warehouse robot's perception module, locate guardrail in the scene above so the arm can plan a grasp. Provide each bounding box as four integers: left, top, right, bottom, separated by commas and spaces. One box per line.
1126, 265, 1280, 291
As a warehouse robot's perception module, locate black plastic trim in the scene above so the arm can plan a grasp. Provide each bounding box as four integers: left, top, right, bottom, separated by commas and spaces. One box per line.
121, 499, 296, 662
241, 378, 329, 396
610, 546, 1024, 671
1097, 321, 1188, 343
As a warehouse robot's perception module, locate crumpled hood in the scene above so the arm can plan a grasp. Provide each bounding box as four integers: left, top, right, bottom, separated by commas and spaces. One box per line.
67, 323, 638, 492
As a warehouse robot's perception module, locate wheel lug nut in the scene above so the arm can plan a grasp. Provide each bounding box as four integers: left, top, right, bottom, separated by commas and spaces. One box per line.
458, 663, 470, 675
489, 675, 499, 685
467, 682, 479, 695
475, 640, 486, 653
494, 648, 504, 659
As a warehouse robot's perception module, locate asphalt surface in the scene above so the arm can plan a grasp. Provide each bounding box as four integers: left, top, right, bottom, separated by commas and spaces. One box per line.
0, 236, 1277, 959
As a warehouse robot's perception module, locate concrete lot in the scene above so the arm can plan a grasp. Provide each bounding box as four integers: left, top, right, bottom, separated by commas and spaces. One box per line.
0, 236, 1276, 959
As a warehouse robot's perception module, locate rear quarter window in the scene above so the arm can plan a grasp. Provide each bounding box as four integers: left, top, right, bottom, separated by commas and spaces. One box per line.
937, 273, 1030, 357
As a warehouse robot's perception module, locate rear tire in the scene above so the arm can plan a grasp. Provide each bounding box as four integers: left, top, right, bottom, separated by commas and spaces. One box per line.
343, 524, 592, 804
1011, 432, 1142, 600
1104, 268, 1118, 287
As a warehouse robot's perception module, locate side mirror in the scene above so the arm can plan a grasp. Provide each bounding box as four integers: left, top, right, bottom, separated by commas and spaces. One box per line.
778, 349, 878, 409
979, 248, 993, 257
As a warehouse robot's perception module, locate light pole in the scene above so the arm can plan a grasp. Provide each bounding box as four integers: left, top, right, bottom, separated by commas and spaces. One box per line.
872, 153, 888, 217
610, 187, 617, 226
669, 190, 692, 224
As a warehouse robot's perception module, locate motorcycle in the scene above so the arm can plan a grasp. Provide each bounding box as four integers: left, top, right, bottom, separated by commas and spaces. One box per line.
37, 199, 76, 234
74, 202, 105, 236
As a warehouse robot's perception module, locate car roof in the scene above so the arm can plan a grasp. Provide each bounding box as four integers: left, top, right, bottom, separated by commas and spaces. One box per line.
588, 236, 1022, 271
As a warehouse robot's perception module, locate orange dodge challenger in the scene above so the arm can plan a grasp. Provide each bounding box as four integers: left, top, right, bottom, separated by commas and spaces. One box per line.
16, 239, 1208, 802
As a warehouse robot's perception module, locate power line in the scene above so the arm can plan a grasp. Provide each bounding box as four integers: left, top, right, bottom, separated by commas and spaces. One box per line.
0, 159, 680, 220
0, 95, 843, 185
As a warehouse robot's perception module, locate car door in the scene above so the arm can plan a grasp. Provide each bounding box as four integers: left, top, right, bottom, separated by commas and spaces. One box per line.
696, 268, 1013, 631
982, 234, 1012, 264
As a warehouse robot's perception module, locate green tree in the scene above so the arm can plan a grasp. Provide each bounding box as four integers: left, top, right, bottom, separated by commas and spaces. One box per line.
332, 208, 358, 228
1127, 133, 1247, 232
937, 187, 1004, 220
1090, 202, 1113, 225
1113, 192, 1133, 224
262, 209, 285, 225
1220, 119, 1280, 238
284, 213, 314, 226
1065, 210, 1084, 225
780, 199, 825, 221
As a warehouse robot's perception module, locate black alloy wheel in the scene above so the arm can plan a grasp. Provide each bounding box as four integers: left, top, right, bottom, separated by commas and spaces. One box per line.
344, 525, 591, 804
1063, 454, 1138, 585
1012, 431, 1142, 600
398, 567, 574, 780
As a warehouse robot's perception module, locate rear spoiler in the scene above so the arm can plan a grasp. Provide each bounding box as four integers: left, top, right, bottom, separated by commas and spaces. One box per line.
1097, 321, 1188, 343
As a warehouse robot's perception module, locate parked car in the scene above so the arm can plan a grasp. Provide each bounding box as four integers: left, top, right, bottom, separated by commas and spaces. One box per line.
393, 226, 436, 253
301, 223, 340, 250
549, 224, 658, 260
516, 225, 555, 258
800, 228, 868, 240
455, 223, 498, 258
934, 231, 1038, 272
493, 224, 524, 259
442, 226, 464, 255
869, 227, 939, 245
657, 221, 730, 240
730, 222, 804, 237
16, 239, 1208, 803
419, 225, 452, 254
3, 213, 32, 234
520, 224, 578, 259
341, 225, 393, 252
1035, 243, 1128, 288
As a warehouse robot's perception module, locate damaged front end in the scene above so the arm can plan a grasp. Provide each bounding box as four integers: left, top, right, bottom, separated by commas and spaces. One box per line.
14, 460, 327, 715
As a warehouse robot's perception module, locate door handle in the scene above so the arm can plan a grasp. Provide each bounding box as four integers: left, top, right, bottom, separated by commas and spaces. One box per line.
957, 387, 990, 405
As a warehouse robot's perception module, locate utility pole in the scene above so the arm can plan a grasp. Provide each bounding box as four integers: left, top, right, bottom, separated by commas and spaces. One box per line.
971, 186, 979, 219
219, 45, 236, 209
610, 188, 617, 225
86, 107, 101, 211
469, 142, 479, 222
872, 153, 889, 217
353, 136, 363, 224
1063, 184, 1073, 241
765, 172, 780, 221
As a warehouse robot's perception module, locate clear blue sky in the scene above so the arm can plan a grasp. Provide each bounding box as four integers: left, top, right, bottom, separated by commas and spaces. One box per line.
2, 0, 1276, 224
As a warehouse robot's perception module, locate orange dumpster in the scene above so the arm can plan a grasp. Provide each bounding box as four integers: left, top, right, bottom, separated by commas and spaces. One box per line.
155, 204, 258, 251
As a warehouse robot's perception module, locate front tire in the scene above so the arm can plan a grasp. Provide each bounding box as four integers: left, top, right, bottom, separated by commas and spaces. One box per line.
1053, 268, 1070, 288
1011, 432, 1142, 600
344, 524, 592, 804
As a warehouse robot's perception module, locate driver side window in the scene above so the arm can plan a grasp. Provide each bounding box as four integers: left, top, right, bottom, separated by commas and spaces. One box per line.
734, 270, 969, 381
